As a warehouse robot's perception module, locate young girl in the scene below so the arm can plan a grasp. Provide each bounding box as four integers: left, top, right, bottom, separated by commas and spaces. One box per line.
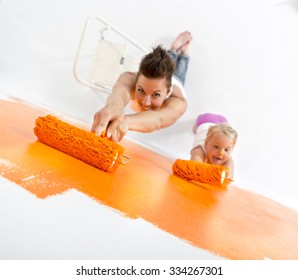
191, 113, 238, 179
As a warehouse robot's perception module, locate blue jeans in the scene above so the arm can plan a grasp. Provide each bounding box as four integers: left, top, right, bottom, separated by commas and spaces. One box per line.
167, 50, 190, 85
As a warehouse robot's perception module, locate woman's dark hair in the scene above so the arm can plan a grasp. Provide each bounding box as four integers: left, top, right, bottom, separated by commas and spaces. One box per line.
137, 45, 174, 89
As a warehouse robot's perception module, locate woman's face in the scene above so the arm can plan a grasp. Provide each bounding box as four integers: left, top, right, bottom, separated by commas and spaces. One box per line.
205, 132, 234, 165
135, 74, 170, 111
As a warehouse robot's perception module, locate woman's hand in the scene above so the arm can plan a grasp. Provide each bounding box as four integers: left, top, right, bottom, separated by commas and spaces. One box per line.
91, 72, 135, 140
91, 103, 125, 137
107, 115, 129, 142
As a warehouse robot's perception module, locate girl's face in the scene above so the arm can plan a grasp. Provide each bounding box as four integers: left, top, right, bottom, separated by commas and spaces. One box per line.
205, 132, 234, 165
135, 74, 170, 111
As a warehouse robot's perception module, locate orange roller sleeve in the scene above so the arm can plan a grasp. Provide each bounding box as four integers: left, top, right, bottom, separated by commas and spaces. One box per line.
34, 115, 125, 172
172, 159, 230, 189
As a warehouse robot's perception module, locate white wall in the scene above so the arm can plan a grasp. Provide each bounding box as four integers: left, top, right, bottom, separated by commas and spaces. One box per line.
1, 0, 298, 211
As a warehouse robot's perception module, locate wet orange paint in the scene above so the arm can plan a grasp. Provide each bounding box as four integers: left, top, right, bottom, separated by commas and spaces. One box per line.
1, 99, 298, 260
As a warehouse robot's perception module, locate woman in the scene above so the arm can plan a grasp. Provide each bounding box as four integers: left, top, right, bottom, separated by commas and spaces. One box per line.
91, 31, 192, 142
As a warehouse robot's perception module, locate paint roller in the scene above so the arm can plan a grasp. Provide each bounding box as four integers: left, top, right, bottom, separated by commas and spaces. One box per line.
172, 159, 231, 189
34, 115, 127, 172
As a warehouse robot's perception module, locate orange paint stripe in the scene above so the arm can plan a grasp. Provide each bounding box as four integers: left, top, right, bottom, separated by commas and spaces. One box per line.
1, 99, 298, 260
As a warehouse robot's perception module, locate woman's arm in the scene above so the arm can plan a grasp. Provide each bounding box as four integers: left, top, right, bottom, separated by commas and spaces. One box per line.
126, 94, 187, 132
91, 72, 136, 136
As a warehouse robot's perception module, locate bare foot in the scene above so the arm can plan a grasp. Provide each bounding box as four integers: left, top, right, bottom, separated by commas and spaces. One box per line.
171, 31, 192, 52
181, 40, 192, 55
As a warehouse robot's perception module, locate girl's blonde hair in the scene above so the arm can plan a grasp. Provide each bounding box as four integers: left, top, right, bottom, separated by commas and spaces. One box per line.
205, 124, 238, 146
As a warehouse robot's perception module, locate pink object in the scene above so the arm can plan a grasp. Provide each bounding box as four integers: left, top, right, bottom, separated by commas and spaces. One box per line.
194, 113, 228, 128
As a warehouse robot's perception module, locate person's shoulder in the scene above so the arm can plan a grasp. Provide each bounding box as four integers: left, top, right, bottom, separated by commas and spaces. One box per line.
224, 157, 235, 168
117, 72, 137, 88
120, 71, 137, 79
169, 85, 187, 102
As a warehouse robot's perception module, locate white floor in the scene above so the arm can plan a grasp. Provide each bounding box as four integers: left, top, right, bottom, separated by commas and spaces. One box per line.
0, 177, 223, 260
